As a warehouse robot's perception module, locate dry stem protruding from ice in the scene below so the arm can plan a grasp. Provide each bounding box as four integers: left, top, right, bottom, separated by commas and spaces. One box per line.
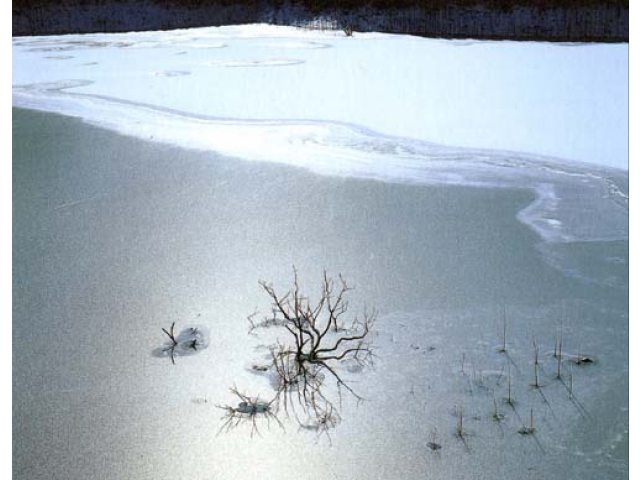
217, 386, 283, 437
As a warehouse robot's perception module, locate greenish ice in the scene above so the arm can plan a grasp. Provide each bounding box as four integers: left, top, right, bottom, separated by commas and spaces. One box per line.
13, 108, 627, 480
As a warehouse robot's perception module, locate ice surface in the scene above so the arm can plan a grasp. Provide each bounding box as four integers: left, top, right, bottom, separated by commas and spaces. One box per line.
13, 107, 629, 480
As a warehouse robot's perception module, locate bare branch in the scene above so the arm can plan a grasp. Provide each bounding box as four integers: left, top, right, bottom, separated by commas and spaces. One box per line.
248, 268, 376, 430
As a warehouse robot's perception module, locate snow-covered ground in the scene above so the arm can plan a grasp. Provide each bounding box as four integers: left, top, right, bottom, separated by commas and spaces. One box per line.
12, 24, 628, 244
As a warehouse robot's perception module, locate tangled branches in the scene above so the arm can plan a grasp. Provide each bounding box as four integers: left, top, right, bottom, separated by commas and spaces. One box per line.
247, 268, 377, 435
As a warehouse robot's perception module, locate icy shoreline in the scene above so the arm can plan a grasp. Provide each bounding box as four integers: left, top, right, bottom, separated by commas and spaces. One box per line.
12, 24, 628, 244
12, 83, 628, 246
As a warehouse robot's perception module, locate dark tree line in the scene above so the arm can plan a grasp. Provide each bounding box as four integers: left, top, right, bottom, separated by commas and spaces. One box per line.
13, 0, 628, 41
12, 1, 630, 9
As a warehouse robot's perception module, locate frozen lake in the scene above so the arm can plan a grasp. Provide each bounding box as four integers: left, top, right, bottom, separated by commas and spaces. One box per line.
13, 108, 628, 480
13, 24, 628, 480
